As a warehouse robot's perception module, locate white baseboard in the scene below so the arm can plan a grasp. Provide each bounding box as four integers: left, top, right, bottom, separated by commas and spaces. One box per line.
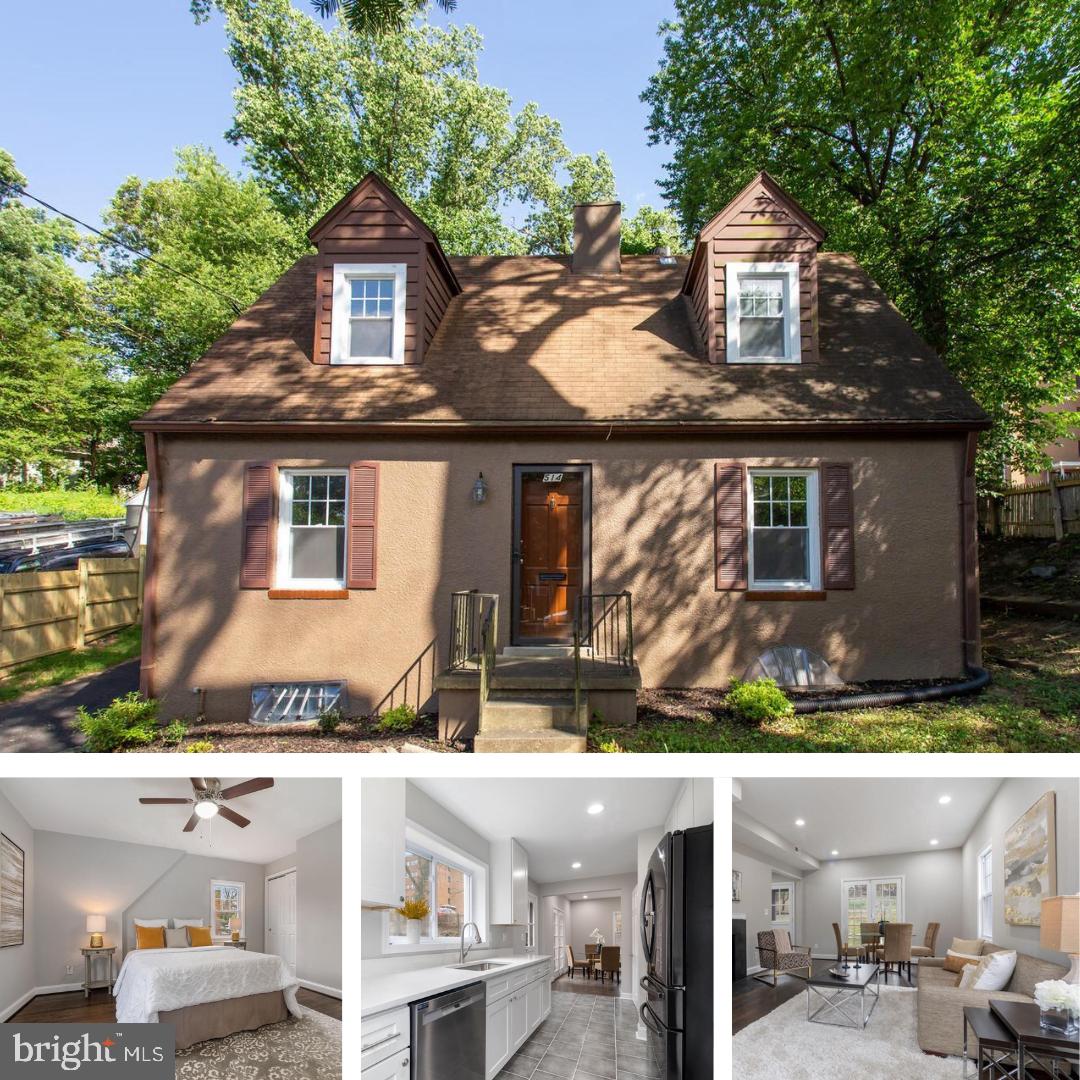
299, 979, 342, 1000
1, 983, 86, 1020
746, 964, 764, 975
35, 983, 82, 995
1, 988, 36, 1022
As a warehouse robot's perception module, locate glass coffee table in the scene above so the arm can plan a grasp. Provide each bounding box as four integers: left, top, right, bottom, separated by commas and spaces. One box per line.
805, 959, 880, 1029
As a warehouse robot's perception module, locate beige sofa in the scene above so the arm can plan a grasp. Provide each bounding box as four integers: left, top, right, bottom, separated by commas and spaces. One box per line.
916, 943, 1068, 1056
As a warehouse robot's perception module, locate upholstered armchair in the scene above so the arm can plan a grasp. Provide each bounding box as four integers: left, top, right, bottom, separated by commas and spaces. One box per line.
910, 922, 941, 960
754, 929, 812, 986
832, 922, 863, 962
880, 922, 914, 980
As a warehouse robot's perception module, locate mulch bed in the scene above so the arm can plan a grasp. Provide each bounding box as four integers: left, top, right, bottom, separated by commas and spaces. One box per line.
132, 714, 462, 754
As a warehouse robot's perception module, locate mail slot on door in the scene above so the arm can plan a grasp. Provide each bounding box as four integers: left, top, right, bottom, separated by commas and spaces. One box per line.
539, 572, 567, 582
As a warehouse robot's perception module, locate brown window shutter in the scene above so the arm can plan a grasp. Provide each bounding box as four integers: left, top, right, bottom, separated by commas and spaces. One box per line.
240, 462, 277, 589
822, 462, 855, 589
715, 462, 748, 590
347, 461, 380, 589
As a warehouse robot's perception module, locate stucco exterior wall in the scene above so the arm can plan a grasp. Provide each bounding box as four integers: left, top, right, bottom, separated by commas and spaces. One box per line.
147, 434, 968, 721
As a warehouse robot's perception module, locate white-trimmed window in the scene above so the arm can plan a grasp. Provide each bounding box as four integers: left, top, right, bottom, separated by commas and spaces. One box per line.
386, 824, 488, 951
748, 469, 820, 590
276, 469, 348, 589
978, 844, 993, 939
331, 262, 407, 364
210, 879, 245, 940
726, 261, 801, 363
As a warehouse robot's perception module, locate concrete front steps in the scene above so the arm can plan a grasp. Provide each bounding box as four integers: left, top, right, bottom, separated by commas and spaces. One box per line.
472, 691, 587, 754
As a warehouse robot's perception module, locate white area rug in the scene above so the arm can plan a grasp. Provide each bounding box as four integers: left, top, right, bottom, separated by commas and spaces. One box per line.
732, 986, 960, 1079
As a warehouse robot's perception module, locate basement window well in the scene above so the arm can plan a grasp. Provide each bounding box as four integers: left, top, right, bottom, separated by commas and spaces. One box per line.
250, 681, 345, 724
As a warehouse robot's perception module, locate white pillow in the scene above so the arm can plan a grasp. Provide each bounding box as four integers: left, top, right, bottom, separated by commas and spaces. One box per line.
133, 918, 168, 928
957, 964, 980, 989
972, 950, 1017, 991
172, 918, 204, 928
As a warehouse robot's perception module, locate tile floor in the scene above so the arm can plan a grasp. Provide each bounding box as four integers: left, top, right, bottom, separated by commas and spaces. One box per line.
497, 988, 659, 1080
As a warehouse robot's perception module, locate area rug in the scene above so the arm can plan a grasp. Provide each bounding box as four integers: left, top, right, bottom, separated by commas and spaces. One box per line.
732, 987, 959, 1080
175, 1006, 341, 1080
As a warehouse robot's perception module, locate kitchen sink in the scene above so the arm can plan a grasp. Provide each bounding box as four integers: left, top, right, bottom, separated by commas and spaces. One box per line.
450, 961, 511, 971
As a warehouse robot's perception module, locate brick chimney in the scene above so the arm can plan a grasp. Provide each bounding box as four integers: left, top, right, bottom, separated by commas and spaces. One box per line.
572, 202, 621, 273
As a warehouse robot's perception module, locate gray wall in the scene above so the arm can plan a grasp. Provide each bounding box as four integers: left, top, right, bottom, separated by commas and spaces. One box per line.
0, 789, 34, 1018
962, 777, 1079, 963
296, 819, 342, 993
801, 848, 963, 958
732, 845, 806, 967
569, 896, 622, 957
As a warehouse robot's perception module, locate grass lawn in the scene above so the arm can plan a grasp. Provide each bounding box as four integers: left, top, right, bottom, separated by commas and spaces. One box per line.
588, 613, 1079, 753
0, 624, 142, 704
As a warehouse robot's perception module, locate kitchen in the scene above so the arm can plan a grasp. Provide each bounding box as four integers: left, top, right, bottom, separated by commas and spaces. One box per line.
360, 777, 714, 1080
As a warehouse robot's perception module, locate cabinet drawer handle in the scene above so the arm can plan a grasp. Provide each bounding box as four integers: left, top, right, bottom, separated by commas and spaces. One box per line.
401, 1057, 409, 1067
361, 1031, 398, 1051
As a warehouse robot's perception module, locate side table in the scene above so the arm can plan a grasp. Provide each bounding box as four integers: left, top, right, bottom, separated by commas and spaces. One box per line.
225, 940, 247, 950
81, 946, 116, 1000
990, 999, 1079, 1079
963, 1005, 1018, 1079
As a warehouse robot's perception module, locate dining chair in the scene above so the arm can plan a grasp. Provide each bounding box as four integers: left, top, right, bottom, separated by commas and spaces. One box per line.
565, 945, 590, 980
599, 946, 621, 984
880, 922, 913, 981
832, 922, 862, 962
909, 922, 941, 960
860, 922, 882, 960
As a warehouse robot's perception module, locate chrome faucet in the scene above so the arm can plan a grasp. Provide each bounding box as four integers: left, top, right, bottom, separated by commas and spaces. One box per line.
460, 922, 483, 964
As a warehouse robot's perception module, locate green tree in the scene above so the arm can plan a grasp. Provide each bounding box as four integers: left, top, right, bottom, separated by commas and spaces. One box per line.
309, 0, 456, 37
524, 151, 617, 255
644, 0, 1080, 488
620, 205, 685, 255
0, 150, 118, 484
193, 0, 610, 256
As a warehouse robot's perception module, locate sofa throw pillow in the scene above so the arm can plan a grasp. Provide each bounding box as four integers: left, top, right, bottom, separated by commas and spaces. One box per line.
944, 949, 982, 974
950, 937, 984, 956
133, 918, 169, 928
164, 928, 190, 948
957, 964, 980, 989
972, 950, 1017, 991
135, 924, 165, 949
172, 919, 204, 929
187, 926, 213, 947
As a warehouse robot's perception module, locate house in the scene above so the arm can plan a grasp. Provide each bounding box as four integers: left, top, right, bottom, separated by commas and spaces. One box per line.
133, 170, 989, 746
0, 776, 342, 1075
731, 776, 1078, 1075
360, 776, 713, 1080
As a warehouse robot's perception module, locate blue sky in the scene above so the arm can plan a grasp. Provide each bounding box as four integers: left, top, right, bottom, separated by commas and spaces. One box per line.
1, 0, 676, 230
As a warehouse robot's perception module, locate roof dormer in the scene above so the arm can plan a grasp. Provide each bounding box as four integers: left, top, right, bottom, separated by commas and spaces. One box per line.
683, 171, 825, 365
307, 173, 460, 367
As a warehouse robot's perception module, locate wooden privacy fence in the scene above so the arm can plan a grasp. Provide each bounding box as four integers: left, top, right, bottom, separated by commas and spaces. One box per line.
0, 553, 143, 669
979, 476, 1080, 539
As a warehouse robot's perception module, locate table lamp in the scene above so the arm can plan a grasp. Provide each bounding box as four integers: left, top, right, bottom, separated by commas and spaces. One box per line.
229, 917, 241, 943
1040, 895, 1080, 984
86, 915, 106, 949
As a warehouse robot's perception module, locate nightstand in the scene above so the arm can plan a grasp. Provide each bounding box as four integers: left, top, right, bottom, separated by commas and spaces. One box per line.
81, 946, 116, 999
225, 940, 247, 950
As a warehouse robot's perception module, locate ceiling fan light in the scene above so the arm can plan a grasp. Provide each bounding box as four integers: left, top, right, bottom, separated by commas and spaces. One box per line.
195, 801, 219, 819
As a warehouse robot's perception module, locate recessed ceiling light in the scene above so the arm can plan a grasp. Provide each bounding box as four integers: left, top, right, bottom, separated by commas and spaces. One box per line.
795, 819, 805, 827
939, 795, 952, 805
194, 801, 218, 819
582, 895, 588, 900
930, 839, 939, 846
571, 862, 582, 870
587, 803, 605, 815
831, 850, 839, 856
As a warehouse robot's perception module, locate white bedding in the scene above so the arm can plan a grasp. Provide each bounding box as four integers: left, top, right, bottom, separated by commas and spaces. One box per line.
114, 946, 300, 1024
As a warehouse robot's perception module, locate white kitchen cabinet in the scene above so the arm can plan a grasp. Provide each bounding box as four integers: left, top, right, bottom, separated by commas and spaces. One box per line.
525, 978, 544, 1032
691, 777, 714, 826
361, 778, 406, 907
491, 838, 529, 925
509, 989, 528, 1051
485, 994, 512, 1080
541, 975, 551, 1019
360, 1050, 410, 1080
665, 780, 693, 834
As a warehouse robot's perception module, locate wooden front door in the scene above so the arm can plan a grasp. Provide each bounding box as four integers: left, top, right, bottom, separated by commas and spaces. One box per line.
517, 470, 584, 642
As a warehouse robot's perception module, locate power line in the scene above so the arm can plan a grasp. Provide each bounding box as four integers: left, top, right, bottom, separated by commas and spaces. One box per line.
11, 184, 246, 315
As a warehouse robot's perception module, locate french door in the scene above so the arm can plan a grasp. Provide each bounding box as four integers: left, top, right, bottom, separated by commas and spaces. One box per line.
552, 907, 566, 977
771, 882, 795, 941
841, 876, 903, 946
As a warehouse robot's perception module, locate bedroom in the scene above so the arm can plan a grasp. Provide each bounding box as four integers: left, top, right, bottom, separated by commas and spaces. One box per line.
0, 775, 342, 1079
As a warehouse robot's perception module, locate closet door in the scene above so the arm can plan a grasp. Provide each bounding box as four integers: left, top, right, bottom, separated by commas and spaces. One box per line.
268, 870, 298, 974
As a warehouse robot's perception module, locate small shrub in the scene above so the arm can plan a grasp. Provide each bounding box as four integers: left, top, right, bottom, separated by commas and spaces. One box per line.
76, 692, 158, 753
160, 719, 187, 746
377, 703, 418, 733
184, 740, 215, 753
316, 707, 344, 735
724, 678, 794, 723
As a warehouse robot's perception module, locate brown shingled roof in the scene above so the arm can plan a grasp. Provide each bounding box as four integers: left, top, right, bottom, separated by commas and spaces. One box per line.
136, 252, 987, 431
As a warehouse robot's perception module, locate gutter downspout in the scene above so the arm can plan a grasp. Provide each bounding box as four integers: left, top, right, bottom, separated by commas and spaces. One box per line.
140, 432, 162, 700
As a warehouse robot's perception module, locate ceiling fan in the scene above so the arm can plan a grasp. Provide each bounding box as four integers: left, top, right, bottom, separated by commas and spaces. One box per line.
139, 778, 274, 833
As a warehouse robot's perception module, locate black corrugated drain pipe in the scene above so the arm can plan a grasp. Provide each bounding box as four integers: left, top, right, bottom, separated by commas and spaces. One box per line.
791, 667, 990, 714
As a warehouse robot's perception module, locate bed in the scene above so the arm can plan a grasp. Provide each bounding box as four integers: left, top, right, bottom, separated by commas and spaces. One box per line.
114, 945, 301, 1049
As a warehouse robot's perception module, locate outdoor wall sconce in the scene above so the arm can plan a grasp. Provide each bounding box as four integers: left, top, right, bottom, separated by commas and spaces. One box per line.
472, 472, 488, 504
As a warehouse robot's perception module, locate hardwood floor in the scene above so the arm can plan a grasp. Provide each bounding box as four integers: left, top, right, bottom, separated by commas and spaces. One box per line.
9, 987, 341, 1023
733, 961, 919, 1033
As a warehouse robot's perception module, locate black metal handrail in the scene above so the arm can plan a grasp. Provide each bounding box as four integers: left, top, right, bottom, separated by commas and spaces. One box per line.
574, 592, 634, 671
449, 590, 499, 670
478, 597, 499, 710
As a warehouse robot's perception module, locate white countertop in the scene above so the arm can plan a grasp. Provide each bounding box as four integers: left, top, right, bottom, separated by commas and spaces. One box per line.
362, 954, 550, 1017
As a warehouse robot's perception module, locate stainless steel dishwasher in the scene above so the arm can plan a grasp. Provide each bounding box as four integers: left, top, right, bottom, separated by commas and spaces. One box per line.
411, 981, 486, 1080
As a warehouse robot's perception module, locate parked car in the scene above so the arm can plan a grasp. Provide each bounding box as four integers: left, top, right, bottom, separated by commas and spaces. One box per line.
0, 538, 132, 574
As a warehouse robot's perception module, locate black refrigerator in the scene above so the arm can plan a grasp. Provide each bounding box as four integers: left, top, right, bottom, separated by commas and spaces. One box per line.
639, 823, 713, 1080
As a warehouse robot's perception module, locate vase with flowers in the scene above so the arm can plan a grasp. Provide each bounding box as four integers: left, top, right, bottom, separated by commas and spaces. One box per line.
1034, 979, 1080, 1037
396, 898, 431, 945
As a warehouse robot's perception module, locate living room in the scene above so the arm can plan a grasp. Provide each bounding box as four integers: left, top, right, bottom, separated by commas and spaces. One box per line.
731, 776, 1079, 1078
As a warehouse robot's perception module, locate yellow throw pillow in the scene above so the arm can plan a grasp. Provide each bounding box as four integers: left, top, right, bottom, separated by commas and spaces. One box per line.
135, 924, 165, 950
943, 949, 980, 974
187, 926, 213, 947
